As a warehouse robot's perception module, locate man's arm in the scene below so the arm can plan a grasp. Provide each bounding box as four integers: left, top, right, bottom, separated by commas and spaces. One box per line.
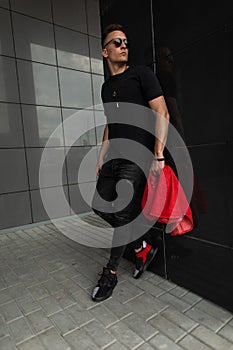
148, 95, 170, 173
96, 124, 109, 176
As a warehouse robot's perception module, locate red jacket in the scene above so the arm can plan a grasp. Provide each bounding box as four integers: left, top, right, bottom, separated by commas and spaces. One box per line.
141, 165, 193, 236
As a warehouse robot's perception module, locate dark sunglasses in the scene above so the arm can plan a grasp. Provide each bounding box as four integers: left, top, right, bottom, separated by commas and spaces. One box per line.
103, 37, 129, 48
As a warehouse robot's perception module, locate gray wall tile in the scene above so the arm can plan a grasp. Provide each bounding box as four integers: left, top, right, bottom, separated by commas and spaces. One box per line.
10, 0, 52, 21
0, 149, 28, 193
0, 8, 14, 56
0, 103, 24, 148
13, 13, 56, 64
0, 57, 19, 103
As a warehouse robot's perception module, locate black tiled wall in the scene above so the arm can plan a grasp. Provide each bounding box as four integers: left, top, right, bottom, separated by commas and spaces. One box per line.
100, 0, 233, 312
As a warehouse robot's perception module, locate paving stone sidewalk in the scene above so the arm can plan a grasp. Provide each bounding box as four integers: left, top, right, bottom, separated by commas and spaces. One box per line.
0, 216, 233, 350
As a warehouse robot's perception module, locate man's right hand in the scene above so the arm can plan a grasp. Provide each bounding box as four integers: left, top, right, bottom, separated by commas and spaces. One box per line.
96, 160, 104, 176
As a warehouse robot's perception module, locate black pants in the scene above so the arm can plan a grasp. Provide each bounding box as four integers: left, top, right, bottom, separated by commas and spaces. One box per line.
92, 158, 150, 271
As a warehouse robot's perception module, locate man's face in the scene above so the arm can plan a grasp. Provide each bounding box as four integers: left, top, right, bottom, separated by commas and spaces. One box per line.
102, 30, 129, 64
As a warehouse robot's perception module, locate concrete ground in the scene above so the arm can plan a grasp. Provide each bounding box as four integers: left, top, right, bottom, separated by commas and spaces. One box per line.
0, 215, 233, 350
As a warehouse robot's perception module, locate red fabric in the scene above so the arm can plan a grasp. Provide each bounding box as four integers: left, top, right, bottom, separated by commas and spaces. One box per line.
141, 165, 193, 236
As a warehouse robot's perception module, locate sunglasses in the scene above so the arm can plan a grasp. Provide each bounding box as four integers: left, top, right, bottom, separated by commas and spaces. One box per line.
103, 37, 129, 49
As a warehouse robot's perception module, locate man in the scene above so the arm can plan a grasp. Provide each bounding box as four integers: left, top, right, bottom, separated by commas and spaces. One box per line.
91, 24, 170, 302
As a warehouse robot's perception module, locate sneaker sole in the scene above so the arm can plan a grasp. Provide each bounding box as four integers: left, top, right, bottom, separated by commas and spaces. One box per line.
133, 246, 158, 279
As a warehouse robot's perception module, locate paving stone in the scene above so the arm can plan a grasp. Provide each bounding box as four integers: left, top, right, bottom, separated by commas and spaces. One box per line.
0, 300, 23, 323
103, 340, 128, 350
123, 313, 159, 341
27, 284, 50, 300
149, 313, 187, 342
192, 325, 233, 350
169, 286, 188, 297
60, 279, 81, 294
72, 288, 95, 309
16, 294, 41, 316
84, 320, 116, 349
42, 278, 64, 294
109, 320, 144, 349
0, 289, 13, 305
8, 317, 34, 345
66, 304, 94, 327
137, 343, 158, 350
0, 277, 7, 290
89, 303, 119, 327
19, 273, 39, 287
64, 327, 98, 350
39, 295, 63, 316
159, 292, 191, 312
158, 280, 177, 291
161, 307, 198, 331
112, 280, 144, 304
218, 324, 233, 342
17, 336, 47, 350
185, 306, 224, 331
1, 221, 233, 350
179, 334, 214, 350
49, 267, 80, 282
0, 335, 17, 350
52, 290, 77, 310
26, 309, 53, 334
104, 298, 133, 319
126, 293, 168, 320
0, 314, 10, 338
49, 310, 78, 336
181, 291, 202, 306
149, 333, 184, 350
134, 279, 165, 298
71, 274, 93, 289
38, 327, 70, 350
194, 299, 233, 323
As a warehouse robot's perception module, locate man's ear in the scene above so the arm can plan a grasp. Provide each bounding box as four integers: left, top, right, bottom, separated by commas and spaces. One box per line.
102, 48, 108, 58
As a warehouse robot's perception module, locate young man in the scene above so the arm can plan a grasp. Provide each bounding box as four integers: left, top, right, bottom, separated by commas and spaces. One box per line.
91, 24, 170, 302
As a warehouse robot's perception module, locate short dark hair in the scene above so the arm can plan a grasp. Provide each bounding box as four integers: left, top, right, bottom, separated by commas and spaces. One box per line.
101, 23, 128, 48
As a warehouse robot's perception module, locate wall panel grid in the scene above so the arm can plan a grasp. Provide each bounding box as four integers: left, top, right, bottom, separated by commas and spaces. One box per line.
0, 0, 103, 229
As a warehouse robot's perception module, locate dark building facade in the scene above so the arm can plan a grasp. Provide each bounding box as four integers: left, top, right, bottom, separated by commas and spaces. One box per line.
100, 0, 233, 312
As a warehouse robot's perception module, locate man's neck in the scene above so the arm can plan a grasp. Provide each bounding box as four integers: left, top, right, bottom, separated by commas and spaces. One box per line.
108, 62, 128, 76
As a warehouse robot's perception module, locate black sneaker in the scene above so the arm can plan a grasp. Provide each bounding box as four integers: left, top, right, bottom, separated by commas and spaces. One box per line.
92, 267, 118, 302
133, 241, 158, 279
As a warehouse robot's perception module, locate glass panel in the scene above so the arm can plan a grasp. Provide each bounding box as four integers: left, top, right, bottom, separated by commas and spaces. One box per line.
18, 60, 60, 106
26, 147, 67, 190
92, 74, 104, 106
69, 182, 95, 214
22, 105, 64, 147
66, 146, 97, 184
0, 192, 32, 230
55, 26, 90, 71
13, 13, 56, 64
52, 0, 87, 33
63, 108, 96, 146
0, 149, 28, 193
0, 8, 14, 56
31, 186, 70, 221
59, 68, 93, 108
10, 0, 52, 21
0, 57, 19, 102
0, 0, 9, 8
94, 110, 106, 144
89, 36, 103, 74
86, 0, 101, 37
0, 103, 24, 148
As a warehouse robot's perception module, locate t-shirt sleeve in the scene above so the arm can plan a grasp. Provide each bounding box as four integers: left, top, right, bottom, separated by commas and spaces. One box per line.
139, 66, 164, 102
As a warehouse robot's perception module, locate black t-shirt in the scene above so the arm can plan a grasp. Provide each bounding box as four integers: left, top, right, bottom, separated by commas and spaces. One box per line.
101, 65, 163, 155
